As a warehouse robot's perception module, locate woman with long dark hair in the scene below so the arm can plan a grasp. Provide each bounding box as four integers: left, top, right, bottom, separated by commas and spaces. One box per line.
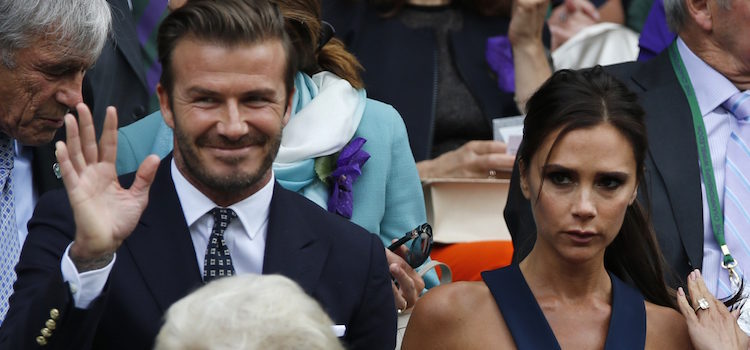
402, 68, 745, 349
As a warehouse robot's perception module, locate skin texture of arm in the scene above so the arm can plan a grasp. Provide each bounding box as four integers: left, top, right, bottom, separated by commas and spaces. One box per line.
508, 0, 553, 113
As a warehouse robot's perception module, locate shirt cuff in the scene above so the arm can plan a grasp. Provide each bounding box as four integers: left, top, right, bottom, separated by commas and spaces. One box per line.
60, 243, 116, 309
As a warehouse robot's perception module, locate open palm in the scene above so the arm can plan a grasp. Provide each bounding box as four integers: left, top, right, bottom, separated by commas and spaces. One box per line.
56, 104, 159, 263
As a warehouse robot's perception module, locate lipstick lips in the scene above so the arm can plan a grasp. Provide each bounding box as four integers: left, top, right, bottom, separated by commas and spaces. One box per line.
564, 230, 597, 244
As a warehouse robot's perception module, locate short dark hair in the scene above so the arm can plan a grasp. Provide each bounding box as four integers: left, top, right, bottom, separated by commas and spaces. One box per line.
518, 67, 677, 309
157, 0, 296, 96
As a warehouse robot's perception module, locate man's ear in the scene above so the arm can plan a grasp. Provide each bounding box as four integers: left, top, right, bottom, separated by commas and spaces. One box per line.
685, 0, 714, 32
519, 160, 532, 200
157, 84, 175, 129
282, 86, 295, 127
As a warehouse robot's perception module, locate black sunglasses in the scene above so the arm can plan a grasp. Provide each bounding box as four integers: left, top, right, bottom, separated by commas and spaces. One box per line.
387, 223, 433, 269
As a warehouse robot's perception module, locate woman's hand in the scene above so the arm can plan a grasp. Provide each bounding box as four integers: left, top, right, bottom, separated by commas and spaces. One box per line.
417, 141, 515, 179
676, 269, 749, 350
386, 246, 425, 312
547, 0, 600, 50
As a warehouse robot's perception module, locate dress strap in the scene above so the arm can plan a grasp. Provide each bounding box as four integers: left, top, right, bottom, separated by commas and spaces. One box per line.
482, 265, 561, 350
604, 273, 647, 349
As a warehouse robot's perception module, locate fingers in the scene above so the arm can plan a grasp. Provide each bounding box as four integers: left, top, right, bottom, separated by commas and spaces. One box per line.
64, 111, 86, 174
578, 0, 600, 21
99, 107, 119, 164
76, 103, 99, 165
55, 139, 79, 190
466, 140, 507, 155
390, 263, 418, 309
130, 155, 160, 198
391, 281, 407, 311
677, 286, 699, 324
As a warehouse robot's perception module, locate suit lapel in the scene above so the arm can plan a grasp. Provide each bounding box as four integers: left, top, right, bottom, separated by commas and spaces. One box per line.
123, 156, 203, 312
262, 183, 331, 294
109, 0, 148, 90
630, 51, 704, 267
31, 142, 63, 196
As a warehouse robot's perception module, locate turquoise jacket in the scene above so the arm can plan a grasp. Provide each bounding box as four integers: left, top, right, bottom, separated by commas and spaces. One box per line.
116, 79, 438, 288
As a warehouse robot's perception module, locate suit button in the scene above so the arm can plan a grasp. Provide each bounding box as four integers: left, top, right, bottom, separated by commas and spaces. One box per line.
50, 309, 59, 320
46, 319, 56, 330
41, 328, 52, 337
36, 336, 47, 346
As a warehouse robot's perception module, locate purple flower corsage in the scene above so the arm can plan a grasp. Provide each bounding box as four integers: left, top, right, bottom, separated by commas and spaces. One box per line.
326, 137, 370, 218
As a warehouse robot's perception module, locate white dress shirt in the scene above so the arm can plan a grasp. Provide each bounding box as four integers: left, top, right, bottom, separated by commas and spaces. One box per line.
61, 159, 274, 308
677, 38, 745, 298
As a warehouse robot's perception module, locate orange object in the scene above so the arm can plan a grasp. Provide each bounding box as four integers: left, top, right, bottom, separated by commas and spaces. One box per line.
430, 241, 514, 282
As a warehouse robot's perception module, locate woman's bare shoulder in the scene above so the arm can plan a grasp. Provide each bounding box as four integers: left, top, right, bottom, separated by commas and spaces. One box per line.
402, 281, 515, 349
414, 281, 493, 322
645, 302, 694, 349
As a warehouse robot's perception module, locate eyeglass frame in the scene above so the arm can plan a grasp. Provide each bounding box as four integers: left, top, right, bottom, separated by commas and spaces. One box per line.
387, 223, 433, 269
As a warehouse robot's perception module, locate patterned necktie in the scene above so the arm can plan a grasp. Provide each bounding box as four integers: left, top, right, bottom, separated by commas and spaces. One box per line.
0, 134, 18, 323
722, 91, 750, 291
203, 208, 237, 283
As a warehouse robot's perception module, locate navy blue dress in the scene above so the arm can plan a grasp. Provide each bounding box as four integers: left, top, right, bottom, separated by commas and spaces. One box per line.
481, 265, 647, 349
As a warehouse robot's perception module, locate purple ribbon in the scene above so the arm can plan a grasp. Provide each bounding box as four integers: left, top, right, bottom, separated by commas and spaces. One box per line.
327, 137, 370, 219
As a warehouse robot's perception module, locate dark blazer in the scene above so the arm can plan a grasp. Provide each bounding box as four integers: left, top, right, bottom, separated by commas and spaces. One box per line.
82, 0, 150, 137
504, 47, 703, 287
323, 1, 519, 161
1, 156, 397, 349
30, 142, 63, 196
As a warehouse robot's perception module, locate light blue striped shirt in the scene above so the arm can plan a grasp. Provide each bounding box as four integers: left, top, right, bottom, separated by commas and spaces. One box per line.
678, 38, 746, 298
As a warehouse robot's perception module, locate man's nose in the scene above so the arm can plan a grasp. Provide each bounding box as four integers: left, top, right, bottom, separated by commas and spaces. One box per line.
55, 71, 85, 110
216, 101, 249, 139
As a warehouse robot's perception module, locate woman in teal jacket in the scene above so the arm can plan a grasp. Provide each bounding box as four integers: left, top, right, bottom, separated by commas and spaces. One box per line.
116, 0, 439, 307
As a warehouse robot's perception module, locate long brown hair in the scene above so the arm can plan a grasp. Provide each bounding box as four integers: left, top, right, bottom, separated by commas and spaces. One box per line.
275, 0, 364, 89
517, 67, 677, 309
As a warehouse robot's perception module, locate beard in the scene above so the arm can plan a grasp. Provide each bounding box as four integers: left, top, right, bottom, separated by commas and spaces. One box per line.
173, 120, 282, 195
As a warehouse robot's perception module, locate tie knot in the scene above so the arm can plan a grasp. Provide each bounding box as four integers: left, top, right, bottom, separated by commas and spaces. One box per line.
723, 91, 750, 121
211, 207, 237, 229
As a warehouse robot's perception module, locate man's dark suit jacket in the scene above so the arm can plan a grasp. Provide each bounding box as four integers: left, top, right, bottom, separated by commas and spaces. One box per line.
504, 47, 703, 287
82, 0, 150, 137
0, 156, 397, 349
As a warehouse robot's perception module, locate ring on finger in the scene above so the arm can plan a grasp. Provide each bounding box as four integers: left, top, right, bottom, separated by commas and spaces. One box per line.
488, 169, 497, 179
694, 297, 710, 312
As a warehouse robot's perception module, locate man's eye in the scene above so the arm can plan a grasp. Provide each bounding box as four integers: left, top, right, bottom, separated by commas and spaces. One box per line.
196, 97, 216, 104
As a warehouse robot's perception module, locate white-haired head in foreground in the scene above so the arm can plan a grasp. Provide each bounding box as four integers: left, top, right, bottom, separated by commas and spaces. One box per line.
154, 274, 344, 350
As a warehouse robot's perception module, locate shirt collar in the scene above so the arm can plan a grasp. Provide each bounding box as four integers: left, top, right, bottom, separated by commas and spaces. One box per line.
677, 38, 740, 116
171, 159, 274, 240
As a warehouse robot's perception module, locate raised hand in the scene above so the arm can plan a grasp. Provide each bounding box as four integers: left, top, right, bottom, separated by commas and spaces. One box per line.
547, 0, 600, 50
55, 103, 160, 271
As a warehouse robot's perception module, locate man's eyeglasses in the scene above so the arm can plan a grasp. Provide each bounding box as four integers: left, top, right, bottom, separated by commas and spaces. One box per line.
387, 223, 433, 268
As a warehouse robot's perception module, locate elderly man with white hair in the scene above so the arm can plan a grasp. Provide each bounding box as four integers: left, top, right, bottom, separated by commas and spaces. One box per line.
0, 0, 111, 326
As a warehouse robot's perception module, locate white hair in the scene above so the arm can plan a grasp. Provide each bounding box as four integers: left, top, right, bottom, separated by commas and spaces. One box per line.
0, 0, 111, 68
154, 274, 345, 350
664, 0, 731, 33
